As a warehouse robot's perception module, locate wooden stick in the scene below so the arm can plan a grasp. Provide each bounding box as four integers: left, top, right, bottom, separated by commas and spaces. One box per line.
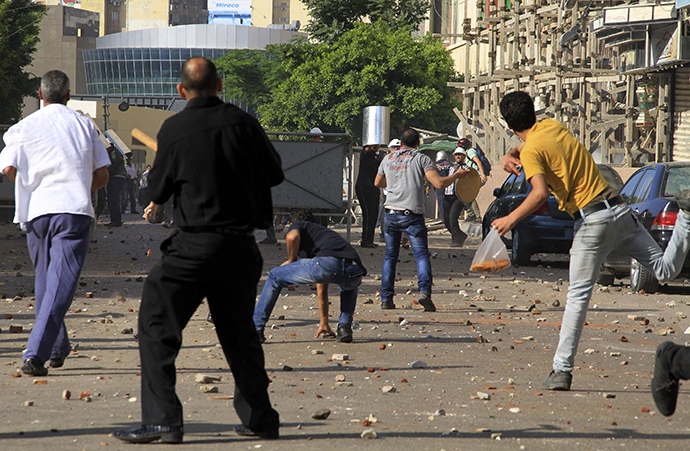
132, 128, 158, 152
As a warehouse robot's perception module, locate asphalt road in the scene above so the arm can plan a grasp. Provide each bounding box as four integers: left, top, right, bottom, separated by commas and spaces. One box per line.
1, 215, 689, 450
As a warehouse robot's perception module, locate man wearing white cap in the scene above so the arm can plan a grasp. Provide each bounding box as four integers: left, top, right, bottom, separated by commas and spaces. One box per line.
443, 147, 476, 246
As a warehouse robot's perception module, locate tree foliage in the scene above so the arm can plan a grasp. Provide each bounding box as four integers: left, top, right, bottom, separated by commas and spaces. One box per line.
301, 0, 429, 44
256, 23, 459, 139
0, 0, 46, 124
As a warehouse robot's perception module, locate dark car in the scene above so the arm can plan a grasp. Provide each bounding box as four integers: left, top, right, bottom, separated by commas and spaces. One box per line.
598, 162, 690, 293
482, 164, 624, 265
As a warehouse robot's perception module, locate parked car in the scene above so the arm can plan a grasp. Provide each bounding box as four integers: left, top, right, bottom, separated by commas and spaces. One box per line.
598, 162, 690, 293
482, 164, 624, 265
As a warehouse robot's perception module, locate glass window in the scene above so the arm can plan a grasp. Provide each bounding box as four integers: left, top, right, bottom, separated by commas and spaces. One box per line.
620, 169, 645, 204
170, 48, 180, 59
171, 60, 181, 80
191, 48, 202, 57
161, 48, 170, 59
151, 60, 161, 81
125, 48, 133, 59
154, 83, 163, 94
151, 48, 160, 59
630, 170, 655, 204
161, 61, 171, 82
180, 48, 191, 60
126, 60, 134, 80
664, 167, 690, 197
145, 83, 153, 95
134, 48, 142, 59
134, 60, 143, 82
142, 48, 150, 59
118, 61, 127, 81
129, 83, 136, 94
498, 174, 516, 196
508, 173, 525, 195
143, 60, 151, 82
98, 49, 105, 60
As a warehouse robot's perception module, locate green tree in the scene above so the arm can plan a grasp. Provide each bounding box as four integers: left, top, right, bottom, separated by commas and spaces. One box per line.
0, 0, 46, 124
301, 0, 429, 44
256, 22, 459, 139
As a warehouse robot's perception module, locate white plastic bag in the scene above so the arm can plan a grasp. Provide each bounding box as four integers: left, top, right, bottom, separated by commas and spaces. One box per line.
470, 227, 511, 273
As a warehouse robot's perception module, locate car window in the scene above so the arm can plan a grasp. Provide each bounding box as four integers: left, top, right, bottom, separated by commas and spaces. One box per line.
499, 174, 517, 195
629, 169, 655, 204
508, 171, 526, 195
664, 167, 690, 197
620, 169, 645, 204
598, 165, 624, 193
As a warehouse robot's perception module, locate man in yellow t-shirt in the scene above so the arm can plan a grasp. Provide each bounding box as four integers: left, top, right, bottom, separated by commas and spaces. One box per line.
493, 91, 690, 392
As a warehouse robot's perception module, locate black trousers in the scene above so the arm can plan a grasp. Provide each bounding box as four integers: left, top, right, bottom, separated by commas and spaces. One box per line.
442, 195, 468, 245
661, 342, 690, 380
356, 184, 380, 245
138, 230, 280, 431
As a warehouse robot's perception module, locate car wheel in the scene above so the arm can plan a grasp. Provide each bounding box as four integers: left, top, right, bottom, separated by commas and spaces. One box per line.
596, 267, 615, 286
511, 229, 531, 266
630, 258, 659, 293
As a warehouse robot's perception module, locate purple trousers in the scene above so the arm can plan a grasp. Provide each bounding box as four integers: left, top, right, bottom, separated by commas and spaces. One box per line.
25, 214, 91, 363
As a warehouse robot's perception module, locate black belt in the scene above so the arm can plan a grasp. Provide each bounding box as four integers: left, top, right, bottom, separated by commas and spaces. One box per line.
572, 195, 624, 220
385, 208, 418, 216
180, 226, 255, 236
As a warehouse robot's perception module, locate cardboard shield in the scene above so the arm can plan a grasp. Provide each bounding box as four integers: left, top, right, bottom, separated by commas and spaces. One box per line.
455, 168, 481, 203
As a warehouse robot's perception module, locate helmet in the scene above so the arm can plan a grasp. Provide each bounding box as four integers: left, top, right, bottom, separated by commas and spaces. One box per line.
388, 139, 401, 148
458, 138, 470, 150
435, 151, 448, 162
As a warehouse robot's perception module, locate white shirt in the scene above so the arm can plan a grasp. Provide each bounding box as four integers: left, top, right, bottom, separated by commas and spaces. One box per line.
125, 163, 137, 180
0, 103, 110, 224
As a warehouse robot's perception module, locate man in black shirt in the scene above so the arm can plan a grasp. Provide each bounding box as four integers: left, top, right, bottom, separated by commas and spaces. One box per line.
113, 57, 282, 444
253, 210, 366, 343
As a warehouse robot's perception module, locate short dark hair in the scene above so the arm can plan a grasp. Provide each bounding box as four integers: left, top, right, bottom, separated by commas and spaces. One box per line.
180, 57, 218, 95
400, 129, 420, 148
41, 70, 70, 104
499, 91, 536, 132
290, 208, 314, 223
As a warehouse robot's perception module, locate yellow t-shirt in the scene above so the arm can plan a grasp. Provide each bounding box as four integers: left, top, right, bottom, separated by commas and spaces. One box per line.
519, 118, 609, 216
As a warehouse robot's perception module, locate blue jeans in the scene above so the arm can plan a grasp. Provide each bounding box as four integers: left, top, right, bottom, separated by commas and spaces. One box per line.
253, 257, 363, 330
381, 212, 432, 304
554, 205, 690, 372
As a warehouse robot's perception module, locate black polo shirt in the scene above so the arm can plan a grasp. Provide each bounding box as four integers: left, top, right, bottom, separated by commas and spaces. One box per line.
289, 221, 367, 276
148, 96, 283, 231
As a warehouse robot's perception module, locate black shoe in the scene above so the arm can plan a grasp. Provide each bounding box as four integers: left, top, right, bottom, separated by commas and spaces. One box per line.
380, 301, 396, 310
234, 424, 279, 439
257, 329, 266, 344
336, 324, 353, 343
418, 294, 436, 312
206, 312, 214, 323
49, 356, 66, 368
112, 425, 184, 444
360, 242, 378, 248
104, 222, 123, 228
652, 341, 680, 416
542, 370, 572, 390
22, 357, 48, 376
675, 189, 690, 213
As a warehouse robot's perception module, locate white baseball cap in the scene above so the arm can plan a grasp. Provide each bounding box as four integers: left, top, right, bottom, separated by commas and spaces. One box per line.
388, 139, 401, 148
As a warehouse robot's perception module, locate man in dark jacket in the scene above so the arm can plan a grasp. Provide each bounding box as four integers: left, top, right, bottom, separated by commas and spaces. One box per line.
113, 57, 283, 444
254, 210, 366, 343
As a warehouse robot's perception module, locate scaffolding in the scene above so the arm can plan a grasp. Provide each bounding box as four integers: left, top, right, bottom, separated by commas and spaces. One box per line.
443, 0, 671, 167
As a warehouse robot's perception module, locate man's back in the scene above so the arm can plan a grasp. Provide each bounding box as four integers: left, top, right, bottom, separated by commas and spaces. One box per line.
150, 96, 283, 231
2, 103, 108, 223
379, 149, 434, 214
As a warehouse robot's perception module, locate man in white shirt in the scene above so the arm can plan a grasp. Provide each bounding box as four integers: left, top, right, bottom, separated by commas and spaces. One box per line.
0, 70, 110, 376
121, 157, 139, 214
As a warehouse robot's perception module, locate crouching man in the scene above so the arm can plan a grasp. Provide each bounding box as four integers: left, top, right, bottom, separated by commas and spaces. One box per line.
253, 210, 366, 343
